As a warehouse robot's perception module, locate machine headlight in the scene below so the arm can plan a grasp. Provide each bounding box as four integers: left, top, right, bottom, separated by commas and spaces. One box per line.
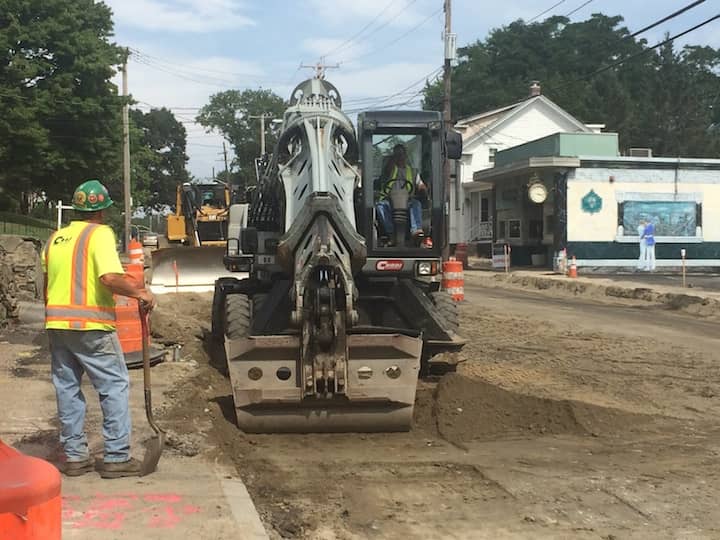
417, 261, 437, 276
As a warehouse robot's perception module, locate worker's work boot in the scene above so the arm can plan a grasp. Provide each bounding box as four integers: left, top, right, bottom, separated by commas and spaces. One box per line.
60, 457, 94, 477
98, 457, 142, 479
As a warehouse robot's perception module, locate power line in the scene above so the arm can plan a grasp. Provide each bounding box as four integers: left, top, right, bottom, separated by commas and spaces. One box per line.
564, 0, 593, 18
630, 0, 706, 38
333, 0, 420, 59
528, 0, 567, 23
546, 12, 720, 100
129, 47, 269, 80
585, 13, 720, 80
321, 0, 401, 58
341, 7, 443, 64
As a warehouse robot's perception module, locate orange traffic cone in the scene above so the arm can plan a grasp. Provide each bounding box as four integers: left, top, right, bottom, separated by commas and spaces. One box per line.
567, 256, 578, 278
128, 238, 144, 266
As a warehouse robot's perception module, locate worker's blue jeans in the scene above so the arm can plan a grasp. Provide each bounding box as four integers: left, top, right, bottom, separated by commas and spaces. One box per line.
47, 329, 131, 463
376, 198, 423, 237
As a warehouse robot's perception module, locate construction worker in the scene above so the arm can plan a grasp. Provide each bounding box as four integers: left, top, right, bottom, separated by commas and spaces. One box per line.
42, 180, 156, 478
375, 144, 430, 247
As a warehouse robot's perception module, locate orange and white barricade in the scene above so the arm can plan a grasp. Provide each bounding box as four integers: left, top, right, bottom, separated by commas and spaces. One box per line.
442, 257, 464, 301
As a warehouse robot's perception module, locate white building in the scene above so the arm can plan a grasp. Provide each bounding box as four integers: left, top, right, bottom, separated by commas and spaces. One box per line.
450, 83, 600, 253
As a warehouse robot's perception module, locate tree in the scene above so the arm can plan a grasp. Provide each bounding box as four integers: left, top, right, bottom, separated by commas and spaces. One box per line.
424, 14, 720, 157
0, 0, 125, 213
130, 107, 190, 208
196, 89, 286, 190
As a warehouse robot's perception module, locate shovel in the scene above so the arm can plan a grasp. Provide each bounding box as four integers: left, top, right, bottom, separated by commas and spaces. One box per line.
139, 303, 165, 476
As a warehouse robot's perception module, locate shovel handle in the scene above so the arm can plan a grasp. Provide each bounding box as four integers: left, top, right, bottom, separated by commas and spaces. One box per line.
138, 304, 161, 434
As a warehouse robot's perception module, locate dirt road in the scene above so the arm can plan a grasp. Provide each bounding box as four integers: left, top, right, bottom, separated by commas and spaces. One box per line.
155, 278, 720, 540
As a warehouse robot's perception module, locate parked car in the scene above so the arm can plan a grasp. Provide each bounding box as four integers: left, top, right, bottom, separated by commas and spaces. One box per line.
140, 230, 159, 248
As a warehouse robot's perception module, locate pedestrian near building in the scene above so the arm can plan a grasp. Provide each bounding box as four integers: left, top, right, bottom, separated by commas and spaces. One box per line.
41, 180, 156, 478
643, 219, 657, 271
637, 218, 647, 270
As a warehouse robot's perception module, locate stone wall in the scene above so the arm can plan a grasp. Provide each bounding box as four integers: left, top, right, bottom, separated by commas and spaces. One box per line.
0, 235, 42, 322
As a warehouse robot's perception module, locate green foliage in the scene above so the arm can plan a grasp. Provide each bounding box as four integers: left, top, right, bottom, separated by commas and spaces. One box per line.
0, 0, 125, 213
196, 89, 286, 190
425, 14, 720, 157
130, 107, 190, 208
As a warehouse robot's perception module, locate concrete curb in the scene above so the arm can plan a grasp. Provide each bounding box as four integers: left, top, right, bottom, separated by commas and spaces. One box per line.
217, 466, 269, 540
466, 271, 720, 318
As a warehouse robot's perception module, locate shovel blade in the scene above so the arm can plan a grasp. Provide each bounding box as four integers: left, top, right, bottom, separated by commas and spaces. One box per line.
140, 432, 166, 476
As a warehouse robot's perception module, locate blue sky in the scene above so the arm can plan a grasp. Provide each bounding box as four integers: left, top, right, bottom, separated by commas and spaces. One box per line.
104, 0, 720, 178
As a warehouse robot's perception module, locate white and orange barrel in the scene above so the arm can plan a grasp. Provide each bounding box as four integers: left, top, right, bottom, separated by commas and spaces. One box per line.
114, 263, 145, 356
442, 257, 464, 301
128, 238, 144, 266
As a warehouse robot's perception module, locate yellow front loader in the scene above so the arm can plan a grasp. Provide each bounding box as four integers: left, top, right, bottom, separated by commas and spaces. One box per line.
151, 182, 244, 293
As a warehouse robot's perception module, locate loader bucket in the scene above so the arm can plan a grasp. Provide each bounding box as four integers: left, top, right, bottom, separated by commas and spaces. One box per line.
225, 333, 422, 433
149, 246, 247, 294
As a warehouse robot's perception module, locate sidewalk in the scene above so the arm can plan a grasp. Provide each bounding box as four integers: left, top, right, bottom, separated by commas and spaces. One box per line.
0, 326, 268, 540
465, 258, 720, 318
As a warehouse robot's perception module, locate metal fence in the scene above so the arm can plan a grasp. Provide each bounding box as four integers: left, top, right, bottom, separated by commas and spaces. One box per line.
0, 212, 55, 240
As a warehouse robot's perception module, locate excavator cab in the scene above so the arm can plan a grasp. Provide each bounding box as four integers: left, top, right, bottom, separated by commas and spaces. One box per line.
357, 111, 449, 254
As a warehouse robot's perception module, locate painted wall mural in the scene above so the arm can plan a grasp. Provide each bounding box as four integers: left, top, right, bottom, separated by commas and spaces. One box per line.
620, 201, 698, 237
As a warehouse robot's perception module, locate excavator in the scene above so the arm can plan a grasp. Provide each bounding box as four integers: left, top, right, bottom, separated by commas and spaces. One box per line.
150, 182, 248, 293
211, 76, 464, 432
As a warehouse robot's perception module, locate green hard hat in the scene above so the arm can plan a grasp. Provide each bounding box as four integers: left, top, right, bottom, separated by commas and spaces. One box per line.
72, 179, 113, 211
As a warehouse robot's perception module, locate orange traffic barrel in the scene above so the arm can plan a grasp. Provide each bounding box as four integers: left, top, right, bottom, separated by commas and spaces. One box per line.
114, 263, 145, 357
442, 257, 464, 301
0, 440, 61, 540
454, 243, 469, 269
128, 238, 144, 266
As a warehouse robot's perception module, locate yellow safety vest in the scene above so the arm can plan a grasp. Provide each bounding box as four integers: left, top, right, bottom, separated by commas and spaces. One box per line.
42, 221, 121, 331
381, 165, 414, 199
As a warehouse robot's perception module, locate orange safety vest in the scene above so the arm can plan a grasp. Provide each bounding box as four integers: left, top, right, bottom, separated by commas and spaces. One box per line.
43, 222, 118, 331
381, 165, 414, 199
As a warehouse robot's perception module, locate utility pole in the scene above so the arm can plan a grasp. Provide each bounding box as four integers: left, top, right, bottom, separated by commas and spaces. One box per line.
442, 0, 455, 260
122, 50, 131, 252
212, 166, 215, 180
249, 114, 276, 157
222, 142, 230, 178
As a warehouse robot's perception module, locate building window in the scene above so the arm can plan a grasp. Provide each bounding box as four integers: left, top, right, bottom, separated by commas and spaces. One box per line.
617, 200, 702, 242
508, 219, 521, 239
498, 220, 507, 240
489, 148, 497, 163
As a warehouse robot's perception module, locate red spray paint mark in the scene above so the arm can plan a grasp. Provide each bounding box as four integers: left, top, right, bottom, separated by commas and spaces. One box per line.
62, 492, 202, 530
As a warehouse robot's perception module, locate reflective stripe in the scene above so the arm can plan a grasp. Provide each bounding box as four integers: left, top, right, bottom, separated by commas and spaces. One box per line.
70, 224, 99, 306
381, 165, 414, 198
46, 306, 116, 321
47, 317, 118, 325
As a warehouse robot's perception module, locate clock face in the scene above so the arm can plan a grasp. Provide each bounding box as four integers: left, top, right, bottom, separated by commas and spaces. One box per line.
528, 183, 547, 204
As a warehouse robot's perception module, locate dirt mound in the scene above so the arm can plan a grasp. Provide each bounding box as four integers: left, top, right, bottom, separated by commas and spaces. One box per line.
151, 292, 213, 344
419, 373, 649, 447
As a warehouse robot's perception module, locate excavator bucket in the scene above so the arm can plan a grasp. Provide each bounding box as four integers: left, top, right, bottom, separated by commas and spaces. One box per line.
225, 332, 422, 433
149, 246, 247, 294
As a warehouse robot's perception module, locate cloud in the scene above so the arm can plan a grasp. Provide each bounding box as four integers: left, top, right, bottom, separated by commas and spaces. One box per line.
104, 0, 254, 33
115, 49, 275, 177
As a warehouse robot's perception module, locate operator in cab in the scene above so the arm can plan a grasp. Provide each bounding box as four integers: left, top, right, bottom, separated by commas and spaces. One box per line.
375, 144, 432, 248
